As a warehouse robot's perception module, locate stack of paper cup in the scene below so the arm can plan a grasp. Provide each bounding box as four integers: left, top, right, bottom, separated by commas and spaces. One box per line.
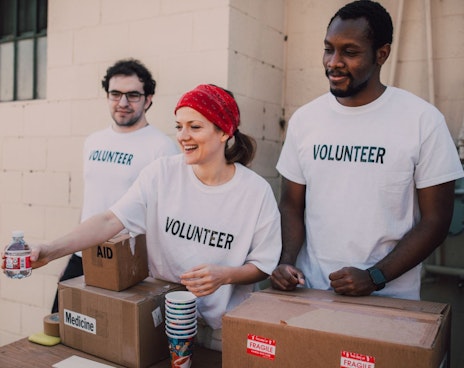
165, 291, 197, 368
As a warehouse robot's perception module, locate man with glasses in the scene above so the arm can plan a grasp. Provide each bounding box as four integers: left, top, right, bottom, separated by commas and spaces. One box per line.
51, 59, 178, 313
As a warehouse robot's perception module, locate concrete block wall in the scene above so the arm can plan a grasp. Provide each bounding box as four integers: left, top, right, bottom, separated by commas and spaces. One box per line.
1, 0, 463, 347
229, 0, 286, 193
400, 0, 464, 140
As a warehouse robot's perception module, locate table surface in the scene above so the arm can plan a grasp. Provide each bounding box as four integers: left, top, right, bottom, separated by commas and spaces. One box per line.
0, 337, 222, 367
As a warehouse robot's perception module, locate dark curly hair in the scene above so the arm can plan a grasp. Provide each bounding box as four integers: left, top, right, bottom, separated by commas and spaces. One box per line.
101, 58, 156, 96
328, 0, 393, 52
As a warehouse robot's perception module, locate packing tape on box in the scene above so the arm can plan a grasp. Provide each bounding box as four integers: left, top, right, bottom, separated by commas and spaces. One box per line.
43, 312, 60, 337
129, 232, 136, 255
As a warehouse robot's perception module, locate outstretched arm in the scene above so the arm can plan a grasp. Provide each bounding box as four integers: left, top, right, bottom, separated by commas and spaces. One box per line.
329, 181, 455, 295
270, 177, 307, 290
29, 210, 125, 269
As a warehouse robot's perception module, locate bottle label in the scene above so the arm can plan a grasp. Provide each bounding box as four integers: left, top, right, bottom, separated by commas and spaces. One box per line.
5, 255, 31, 270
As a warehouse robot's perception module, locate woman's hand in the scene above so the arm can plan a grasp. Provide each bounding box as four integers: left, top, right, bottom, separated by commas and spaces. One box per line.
1, 244, 50, 271
180, 264, 228, 297
30, 244, 52, 269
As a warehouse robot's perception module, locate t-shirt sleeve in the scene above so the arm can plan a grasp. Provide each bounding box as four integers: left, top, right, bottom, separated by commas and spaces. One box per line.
244, 185, 282, 275
415, 112, 464, 188
110, 164, 155, 235
276, 116, 306, 185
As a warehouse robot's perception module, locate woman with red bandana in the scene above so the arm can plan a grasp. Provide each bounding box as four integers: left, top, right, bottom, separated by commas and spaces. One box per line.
23, 84, 282, 351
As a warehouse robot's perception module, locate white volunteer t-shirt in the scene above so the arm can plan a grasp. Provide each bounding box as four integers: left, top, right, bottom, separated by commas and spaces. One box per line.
111, 154, 282, 329
81, 125, 178, 222
74, 125, 179, 257
277, 87, 464, 299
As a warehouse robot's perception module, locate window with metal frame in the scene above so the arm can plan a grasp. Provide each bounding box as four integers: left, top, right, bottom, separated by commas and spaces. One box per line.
0, 0, 47, 102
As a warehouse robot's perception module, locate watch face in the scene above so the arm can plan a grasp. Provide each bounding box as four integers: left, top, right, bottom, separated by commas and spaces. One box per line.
368, 267, 386, 290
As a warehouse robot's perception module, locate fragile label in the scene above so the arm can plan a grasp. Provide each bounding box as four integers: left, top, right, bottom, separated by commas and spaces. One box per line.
340, 350, 375, 368
246, 334, 276, 360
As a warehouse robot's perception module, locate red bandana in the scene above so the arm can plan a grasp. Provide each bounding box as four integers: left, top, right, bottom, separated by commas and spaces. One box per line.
174, 84, 240, 137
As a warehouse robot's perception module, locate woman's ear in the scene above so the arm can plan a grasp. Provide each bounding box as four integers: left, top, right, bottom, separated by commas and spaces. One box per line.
220, 132, 231, 143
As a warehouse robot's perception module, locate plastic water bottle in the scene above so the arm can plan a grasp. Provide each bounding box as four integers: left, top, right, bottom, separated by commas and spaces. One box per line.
4, 231, 32, 279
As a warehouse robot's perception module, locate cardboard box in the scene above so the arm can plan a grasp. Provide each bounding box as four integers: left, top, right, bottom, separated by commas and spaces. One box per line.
222, 288, 450, 368
82, 233, 148, 291
58, 276, 185, 368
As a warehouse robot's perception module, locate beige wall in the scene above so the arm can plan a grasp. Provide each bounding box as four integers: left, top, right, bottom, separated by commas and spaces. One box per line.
285, 0, 464, 142
0, 0, 462, 346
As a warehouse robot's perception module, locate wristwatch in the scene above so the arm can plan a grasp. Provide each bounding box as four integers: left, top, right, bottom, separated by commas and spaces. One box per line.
367, 267, 386, 291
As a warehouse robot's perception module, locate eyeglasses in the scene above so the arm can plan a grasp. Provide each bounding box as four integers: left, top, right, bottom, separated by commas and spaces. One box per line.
108, 90, 145, 102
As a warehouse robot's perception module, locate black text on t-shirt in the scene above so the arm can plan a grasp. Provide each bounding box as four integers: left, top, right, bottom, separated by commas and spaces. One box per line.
165, 217, 234, 250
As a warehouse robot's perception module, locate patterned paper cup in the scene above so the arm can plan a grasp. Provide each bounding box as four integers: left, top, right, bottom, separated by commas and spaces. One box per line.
165, 305, 197, 315
165, 291, 197, 305
165, 310, 197, 321
166, 320, 197, 330
166, 330, 197, 340
166, 300, 196, 310
166, 325, 197, 336
166, 316, 197, 326
167, 334, 195, 368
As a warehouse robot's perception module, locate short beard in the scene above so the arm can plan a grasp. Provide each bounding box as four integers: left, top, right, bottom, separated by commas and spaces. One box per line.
113, 111, 142, 127
115, 118, 138, 127
329, 76, 369, 98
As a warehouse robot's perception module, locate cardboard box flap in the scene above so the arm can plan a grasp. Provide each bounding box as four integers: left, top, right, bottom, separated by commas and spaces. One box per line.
284, 306, 440, 347
106, 232, 133, 244
228, 292, 443, 348
59, 276, 183, 303
260, 287, 449, 314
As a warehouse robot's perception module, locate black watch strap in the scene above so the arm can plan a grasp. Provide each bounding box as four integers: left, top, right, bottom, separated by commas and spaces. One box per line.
367, 267, 386, 291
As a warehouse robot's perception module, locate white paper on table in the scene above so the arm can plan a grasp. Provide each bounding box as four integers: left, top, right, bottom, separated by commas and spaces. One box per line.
52, 355, 117, 368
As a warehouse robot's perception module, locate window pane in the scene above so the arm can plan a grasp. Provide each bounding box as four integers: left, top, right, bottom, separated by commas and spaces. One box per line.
0, 0, 48, 101
18, 0, 35, 35
0, 0, 15, 38
17, 38, 34, 100
0, 42, 15, 101
37, 36, 46, 98
38, 0, 48, 32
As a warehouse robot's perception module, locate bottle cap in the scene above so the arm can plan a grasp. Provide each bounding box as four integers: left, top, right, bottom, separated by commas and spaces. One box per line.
12, 230, 24, 238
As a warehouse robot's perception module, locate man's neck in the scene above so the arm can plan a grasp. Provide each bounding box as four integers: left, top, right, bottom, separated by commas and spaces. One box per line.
112, 120, 149, 133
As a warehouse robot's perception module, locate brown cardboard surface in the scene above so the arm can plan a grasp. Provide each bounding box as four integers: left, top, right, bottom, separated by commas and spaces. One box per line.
82, 233, 148, 291
222, 288, 451, 368
58, 276, 186, 368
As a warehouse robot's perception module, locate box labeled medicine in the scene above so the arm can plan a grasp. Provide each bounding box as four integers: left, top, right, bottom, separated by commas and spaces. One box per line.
59, 276, 185, 368
222, 288, 450, 368
82, 233, 148, 291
